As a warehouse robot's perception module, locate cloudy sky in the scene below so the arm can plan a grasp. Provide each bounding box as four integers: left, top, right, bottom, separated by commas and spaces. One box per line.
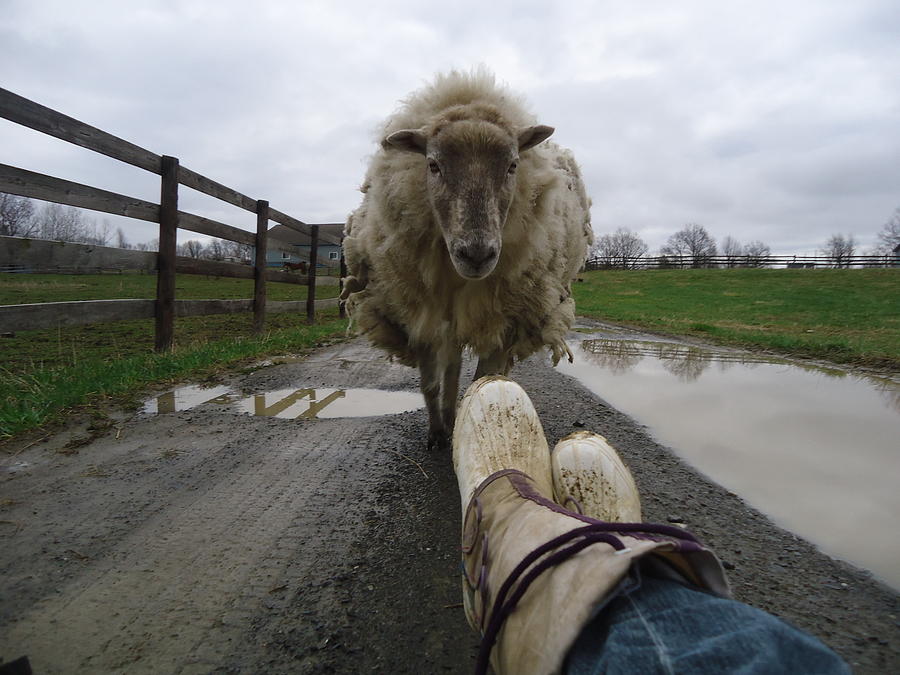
2, 0, 899, 255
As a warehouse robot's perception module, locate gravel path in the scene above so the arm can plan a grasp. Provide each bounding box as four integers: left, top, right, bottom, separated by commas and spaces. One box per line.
1, 336, 897, 673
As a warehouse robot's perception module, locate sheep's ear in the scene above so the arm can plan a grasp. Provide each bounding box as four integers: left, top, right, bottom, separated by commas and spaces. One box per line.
518, 125, 555, 151
384, 129, 428, 154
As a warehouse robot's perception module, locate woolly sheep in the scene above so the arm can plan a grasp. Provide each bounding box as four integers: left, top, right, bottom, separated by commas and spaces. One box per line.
341, 70, 593, 449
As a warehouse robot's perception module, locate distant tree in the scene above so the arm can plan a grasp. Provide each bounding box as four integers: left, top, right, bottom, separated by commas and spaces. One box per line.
822, 233, 856, 268
875, 208, 900, 255
721, 236, 743, 267
661, 223, 717, 267
39, 203, 85, 242
203, 238, 227, 261
225, 239, 252, 262
744, 240, 771, 268
113, 227, 129, 249
89, 219, 113, 246
591, 227, 649, 268
0, 193, 38, 237
180, 240, 204, 258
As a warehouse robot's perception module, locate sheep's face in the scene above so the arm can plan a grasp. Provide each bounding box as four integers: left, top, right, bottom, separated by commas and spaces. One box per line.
386, 121, 554, 280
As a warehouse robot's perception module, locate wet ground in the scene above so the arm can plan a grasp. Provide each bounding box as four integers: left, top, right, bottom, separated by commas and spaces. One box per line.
1, 332, 898, 673
559, 321, 900, 591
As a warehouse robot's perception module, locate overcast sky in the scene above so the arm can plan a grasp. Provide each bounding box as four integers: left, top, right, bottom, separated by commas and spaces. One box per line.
2, 0, 899, 255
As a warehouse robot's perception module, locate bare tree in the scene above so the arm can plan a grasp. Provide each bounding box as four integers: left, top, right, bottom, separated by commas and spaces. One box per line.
744, 240, 771, 267
93, 219, 113, 246
203, 238, 227, 260
179, 240, 204, 258
225, 239, 252, 262
721, 236, 743, 267
822, 233, 856, 268
661, 223, 717, 267
875, 208, 900, 255
115, 227, 130, 249
0, 193, 38, 237
39, 203, 85, 242
591, 227, 649, 268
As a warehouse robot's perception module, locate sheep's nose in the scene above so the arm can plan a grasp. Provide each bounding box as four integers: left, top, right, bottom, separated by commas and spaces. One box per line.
454, 242, 498, 267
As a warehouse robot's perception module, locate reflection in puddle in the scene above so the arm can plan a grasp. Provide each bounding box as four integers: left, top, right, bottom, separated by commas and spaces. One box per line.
142, 385, 233, 414
558, 336, 900, 590
144, 386, 425, 420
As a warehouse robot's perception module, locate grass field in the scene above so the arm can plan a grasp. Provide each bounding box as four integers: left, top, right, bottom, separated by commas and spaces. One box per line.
572, 268, 900, 369
0, 271, 339, 305
1, 273, 347, 439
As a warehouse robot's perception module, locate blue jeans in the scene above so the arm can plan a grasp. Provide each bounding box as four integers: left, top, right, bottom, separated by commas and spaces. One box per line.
565, 574, 850, 674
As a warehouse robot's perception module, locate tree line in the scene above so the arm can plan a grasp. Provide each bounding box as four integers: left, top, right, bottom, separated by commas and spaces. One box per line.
591, 208, 900, 269
4, 192, 899, 269
0, 193, 251, 262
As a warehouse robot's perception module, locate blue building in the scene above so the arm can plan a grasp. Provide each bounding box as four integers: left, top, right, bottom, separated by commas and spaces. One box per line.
264, 222, 344, 274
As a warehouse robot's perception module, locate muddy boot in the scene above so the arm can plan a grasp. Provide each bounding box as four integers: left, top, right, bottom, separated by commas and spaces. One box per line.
453, 377, 729, 675
550, 431, 642, 522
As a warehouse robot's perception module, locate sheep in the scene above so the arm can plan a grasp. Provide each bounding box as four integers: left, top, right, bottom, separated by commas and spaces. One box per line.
341, 69, 593, 450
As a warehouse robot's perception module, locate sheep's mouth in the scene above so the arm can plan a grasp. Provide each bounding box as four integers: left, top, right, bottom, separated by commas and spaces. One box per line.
447, 237, 501, 280
450, 254, 499, 280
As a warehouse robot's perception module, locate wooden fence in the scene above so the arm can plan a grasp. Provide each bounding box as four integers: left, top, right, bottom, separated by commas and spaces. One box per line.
0, 87, 344, 349
585, 253, 900, 271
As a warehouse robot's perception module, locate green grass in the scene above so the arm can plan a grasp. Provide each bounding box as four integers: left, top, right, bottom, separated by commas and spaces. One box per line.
0, 271, 339, 304
572, 268, 900, 369
0, 272, 348, 440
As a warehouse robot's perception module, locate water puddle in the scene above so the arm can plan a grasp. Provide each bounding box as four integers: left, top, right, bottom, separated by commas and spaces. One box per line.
233, 388, 426, 419
557, 334, 900, 590
143, 386, 425, 420
143, 385, 233, 414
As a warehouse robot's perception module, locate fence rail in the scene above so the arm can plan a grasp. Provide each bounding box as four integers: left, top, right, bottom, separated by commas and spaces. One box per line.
0, 86, 345, 346
585, 254, 900, 270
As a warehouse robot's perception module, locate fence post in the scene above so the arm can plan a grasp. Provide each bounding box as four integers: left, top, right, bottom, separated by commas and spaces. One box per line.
306, 224, 319, 324
155, 155, 178, 351
253, 200, 269, 334
338, 237, 347, 319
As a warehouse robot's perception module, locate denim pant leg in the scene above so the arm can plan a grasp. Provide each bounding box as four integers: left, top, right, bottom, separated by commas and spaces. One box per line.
566, 575, 850, 675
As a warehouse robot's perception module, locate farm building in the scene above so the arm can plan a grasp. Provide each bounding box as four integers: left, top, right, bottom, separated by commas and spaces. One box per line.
263, 223, 343, 272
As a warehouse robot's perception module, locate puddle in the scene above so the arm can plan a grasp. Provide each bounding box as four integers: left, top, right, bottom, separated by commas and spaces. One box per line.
557, 335, 900, 590
144, 386, 425, 420
234, 388, 425, 419
142, 385, 233, 414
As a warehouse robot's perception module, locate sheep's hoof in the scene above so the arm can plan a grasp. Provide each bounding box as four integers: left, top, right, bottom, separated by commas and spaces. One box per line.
427, 431, 450, 452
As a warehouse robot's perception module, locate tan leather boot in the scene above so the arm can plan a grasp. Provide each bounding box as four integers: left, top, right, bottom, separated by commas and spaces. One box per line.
453, 377, 729, 675
551, 431, 642, 522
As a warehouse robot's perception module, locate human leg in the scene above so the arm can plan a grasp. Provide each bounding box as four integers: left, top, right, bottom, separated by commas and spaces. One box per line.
551, 433, 850, 675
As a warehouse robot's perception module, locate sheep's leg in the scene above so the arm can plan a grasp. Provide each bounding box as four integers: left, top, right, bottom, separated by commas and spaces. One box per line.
439, 350, 463, 440
418, 350, 448, 451
474, 351, 510, 380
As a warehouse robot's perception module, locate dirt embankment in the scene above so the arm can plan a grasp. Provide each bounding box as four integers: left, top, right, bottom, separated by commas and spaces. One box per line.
1, 338, 897, 673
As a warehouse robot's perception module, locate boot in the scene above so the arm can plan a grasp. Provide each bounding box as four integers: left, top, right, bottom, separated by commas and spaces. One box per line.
453, 377, 729, 675
551, 431, 642, 522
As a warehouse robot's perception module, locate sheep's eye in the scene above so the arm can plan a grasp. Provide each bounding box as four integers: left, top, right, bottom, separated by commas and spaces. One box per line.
428, 160, 441, 176
507, 162, 518, 175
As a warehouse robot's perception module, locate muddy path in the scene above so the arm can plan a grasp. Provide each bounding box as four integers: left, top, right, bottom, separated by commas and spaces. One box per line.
1, 337, 898, 674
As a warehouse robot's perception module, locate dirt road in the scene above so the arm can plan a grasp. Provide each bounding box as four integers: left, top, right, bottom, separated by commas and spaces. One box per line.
1, 336, 898, 673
